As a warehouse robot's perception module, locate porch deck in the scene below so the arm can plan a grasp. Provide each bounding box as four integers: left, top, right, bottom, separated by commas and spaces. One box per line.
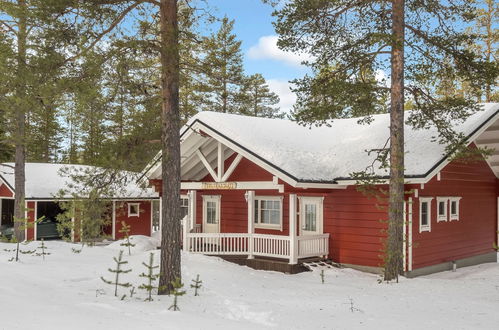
183, 231, 330, 266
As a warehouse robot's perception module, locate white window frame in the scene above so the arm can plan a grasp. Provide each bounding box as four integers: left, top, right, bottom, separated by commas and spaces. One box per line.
128, 202, 140, 217
436, 197, 448, 222
254, 196, 283, 230
449, 197, 462, 221
419, 197, 433, 233
298, 196, 324, 235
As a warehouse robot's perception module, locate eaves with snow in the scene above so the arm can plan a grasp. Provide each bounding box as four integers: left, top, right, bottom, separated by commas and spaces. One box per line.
0, 163, 158, 200
141, 103, 499, 186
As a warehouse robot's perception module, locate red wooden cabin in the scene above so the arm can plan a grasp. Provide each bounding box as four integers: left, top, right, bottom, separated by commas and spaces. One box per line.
142, 103, 499, 276
0, 163, 159, 242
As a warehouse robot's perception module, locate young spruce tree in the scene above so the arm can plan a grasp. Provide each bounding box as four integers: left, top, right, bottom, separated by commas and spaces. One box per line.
101, 250, 132, 297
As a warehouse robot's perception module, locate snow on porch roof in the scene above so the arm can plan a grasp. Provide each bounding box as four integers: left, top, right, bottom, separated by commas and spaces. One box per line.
0, 163, 158, 200
180, 103, 499, 183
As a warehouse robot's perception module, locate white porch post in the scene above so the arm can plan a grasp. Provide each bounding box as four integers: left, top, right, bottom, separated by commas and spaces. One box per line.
247, 190, 255, 259
289, 194, 298, 265
188, 190, 197, 231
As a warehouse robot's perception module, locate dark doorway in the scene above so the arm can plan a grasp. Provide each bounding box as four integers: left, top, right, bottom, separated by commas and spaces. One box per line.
37, 202, 63, 240
1, 198, 14, 227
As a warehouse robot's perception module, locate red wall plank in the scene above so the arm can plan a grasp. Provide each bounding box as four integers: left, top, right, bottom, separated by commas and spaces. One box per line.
408, 156, 497, 270
114, 201, 152, 239
0, 183, 13, 198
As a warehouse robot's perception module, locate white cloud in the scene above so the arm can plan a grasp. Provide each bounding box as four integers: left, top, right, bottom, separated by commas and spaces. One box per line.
248, 35, 311, 67
267, 79, 297, 114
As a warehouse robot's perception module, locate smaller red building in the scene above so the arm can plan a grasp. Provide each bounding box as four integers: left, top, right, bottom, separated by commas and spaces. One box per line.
142, 103, 499, 276
0, 163, 159, 241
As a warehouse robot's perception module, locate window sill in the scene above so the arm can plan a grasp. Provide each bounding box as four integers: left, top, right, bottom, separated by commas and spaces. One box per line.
437, 217, 447, 222
419, 226, 431, 233
254, 224, 282, 231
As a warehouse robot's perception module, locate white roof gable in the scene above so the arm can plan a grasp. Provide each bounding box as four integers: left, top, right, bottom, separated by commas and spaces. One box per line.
179, 103, 499, 183
0, 163, 158, 199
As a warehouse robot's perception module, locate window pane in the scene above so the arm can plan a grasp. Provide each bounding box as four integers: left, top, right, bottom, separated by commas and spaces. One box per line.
438, 201, 445, 216
421, 202, 428, 225
255, 199, 281, 225
207, 201, 217, 224
451, 201, 457, 215
305, 204, 317, 231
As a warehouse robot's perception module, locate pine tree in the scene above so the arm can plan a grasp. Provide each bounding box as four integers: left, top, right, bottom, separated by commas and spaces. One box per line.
101, 250, 132, 297
138, 252, 160, 301
273, 0, 497, 281
119, 221, 135, 256
190, 274, 202, 296
36, 238, 50, 260
201, 16, 245, 114
238, 74, 282, 118
168, 277, 186, 311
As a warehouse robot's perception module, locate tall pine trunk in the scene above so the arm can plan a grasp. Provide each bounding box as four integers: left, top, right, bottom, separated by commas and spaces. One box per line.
385, 0, 405, 281
158, 0, 181, 295
14, 0, 27, 244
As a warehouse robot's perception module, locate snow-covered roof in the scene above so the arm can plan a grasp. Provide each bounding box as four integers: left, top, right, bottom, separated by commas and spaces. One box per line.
0, 163, 158, 199
173, 103, 499, 183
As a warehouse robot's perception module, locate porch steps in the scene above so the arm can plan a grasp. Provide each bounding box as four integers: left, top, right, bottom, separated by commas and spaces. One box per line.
302, 260, 340, 271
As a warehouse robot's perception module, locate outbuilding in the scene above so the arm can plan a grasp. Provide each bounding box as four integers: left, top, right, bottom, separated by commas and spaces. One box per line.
0, 163, 159, 241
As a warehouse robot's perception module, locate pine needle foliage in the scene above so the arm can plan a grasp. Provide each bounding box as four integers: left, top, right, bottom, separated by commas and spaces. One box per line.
101, 250, 132, 297
138, 252, 160, 301
119, 221, 135, 256
168, 277, 186, 311
36, 239, 50, 260
190, 274, 202, 296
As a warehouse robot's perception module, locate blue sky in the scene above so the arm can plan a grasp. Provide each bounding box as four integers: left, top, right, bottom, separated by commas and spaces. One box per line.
206, 0, 310, 112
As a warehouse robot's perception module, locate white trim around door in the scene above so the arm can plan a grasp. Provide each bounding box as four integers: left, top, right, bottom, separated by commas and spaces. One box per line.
202, 195, 221, 233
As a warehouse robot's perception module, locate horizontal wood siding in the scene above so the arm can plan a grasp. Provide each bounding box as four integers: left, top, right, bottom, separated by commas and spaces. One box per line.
0, 183, 13, 198
114, 201, 152, 239
408, 157, 497, 270
325, 187, 387, 267
26, 201, 36, 241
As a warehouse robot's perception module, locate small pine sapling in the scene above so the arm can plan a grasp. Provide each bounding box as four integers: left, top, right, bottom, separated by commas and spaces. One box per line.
101, 250, 132, 297
138, 252, 160, 301
119, 221, 135, 256
190, 274, 202, 296
168, 278, 186, 311
320, 269, 325, 284
36, 239, 51, 260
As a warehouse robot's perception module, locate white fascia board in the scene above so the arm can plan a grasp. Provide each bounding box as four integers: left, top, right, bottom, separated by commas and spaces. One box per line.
416, 109, 499, 184
294, 182, 348, 189
195, 122, 299, 187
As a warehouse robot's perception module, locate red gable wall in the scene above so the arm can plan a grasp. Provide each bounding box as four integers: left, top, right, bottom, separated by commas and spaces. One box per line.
407, 157, 497, 270
0, 183, 13, 198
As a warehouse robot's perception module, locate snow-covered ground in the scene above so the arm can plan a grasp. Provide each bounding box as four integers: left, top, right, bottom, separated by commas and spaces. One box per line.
1, 237, 498, 330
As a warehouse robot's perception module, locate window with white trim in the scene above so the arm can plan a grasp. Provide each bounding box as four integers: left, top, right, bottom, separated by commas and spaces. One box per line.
128, 203, 140, 217
449, 197, 461, 221
436, 197, 448, 222
419, 197, 433, 233
180, 196, 189, 219
254, 196, 283, 230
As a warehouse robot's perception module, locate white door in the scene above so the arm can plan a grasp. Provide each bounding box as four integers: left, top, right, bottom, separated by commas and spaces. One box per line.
299, 197, 323, 236
202, 196, 220, 233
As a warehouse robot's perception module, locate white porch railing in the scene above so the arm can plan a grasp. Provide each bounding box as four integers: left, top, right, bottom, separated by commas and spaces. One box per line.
184, 231, 329, 264
297, 234, 329, 259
